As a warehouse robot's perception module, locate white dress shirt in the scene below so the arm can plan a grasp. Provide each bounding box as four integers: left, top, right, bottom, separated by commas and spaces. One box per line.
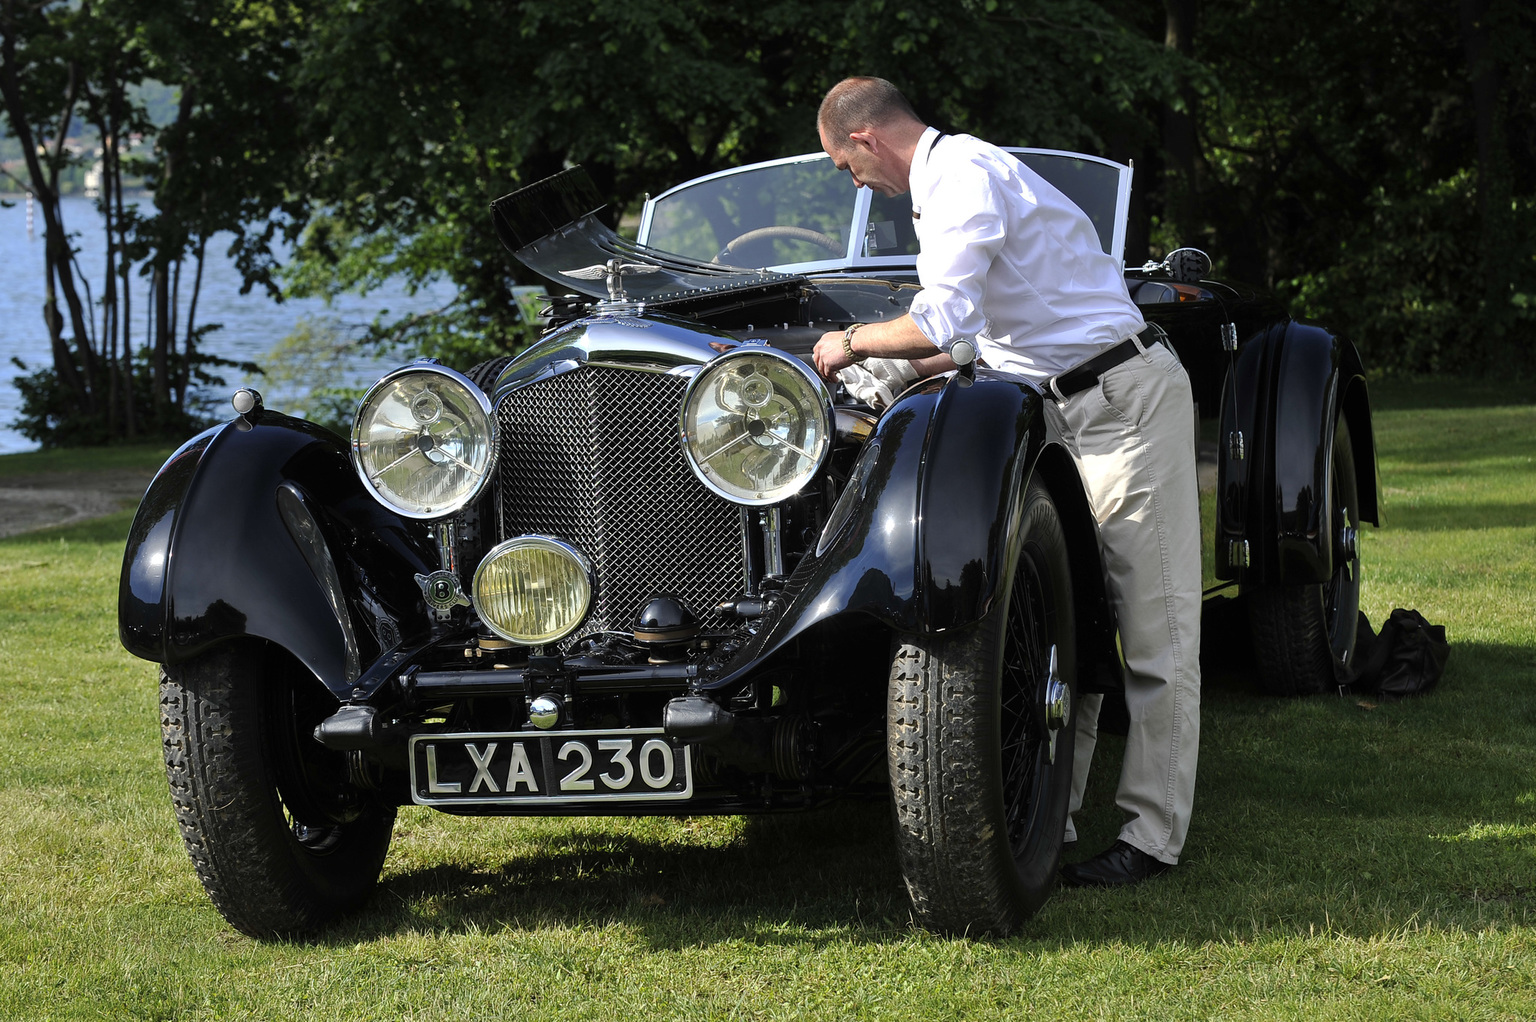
906, 127, 1144, 380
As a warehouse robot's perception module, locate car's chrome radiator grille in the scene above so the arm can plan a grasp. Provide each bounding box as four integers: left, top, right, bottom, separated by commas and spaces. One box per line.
496, 365, 746, 639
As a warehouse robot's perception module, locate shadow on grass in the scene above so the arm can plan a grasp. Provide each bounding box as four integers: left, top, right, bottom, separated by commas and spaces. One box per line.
1367, 376, 1536, 412
1369, 502, 1536, 532
299, 607, 1531, 952
1048, 634, 1536, 946
329, 800, 911, 949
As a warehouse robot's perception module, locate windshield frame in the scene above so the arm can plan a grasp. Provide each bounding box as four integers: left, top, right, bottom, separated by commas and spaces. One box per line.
637, 148, 1134, 273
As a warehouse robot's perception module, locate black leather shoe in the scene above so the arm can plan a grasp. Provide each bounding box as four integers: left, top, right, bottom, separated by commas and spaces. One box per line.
1060, 840, 1172, 888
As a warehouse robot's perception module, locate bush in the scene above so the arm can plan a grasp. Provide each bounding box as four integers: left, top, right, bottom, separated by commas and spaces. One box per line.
8, 344, 250, 448
1282, 173, 1536, 377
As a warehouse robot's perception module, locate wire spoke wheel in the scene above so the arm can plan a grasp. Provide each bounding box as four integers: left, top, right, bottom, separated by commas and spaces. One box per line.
999, 544, 1065, 862
888, 477, 1076, 935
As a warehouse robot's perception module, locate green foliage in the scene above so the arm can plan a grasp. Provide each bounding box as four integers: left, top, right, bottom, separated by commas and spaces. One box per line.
7, 343, 252, 448
277, 0, 1184, 358
9, 0, 1535, 446
1189, 0, 1536, 375
251, 316, 382, 436
1283, 173, 1483, 374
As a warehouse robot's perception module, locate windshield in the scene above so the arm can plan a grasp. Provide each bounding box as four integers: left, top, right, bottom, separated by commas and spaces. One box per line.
640, 149, 1131, 269
491, 167, 800, 304
646, 157, 855, 266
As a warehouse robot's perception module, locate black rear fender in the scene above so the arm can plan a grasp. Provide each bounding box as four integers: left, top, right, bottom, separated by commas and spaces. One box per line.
1216, 320, 1378, 584
119, 411, 436, 698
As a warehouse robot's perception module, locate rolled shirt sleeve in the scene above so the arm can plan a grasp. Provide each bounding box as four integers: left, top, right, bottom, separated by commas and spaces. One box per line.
908, 160, 1007, 351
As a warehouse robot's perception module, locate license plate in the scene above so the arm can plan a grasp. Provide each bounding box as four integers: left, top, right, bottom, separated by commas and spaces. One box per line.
408, 728, 693, 806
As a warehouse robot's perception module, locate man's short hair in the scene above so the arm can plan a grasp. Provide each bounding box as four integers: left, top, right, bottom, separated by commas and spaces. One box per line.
818, 77, 920, 149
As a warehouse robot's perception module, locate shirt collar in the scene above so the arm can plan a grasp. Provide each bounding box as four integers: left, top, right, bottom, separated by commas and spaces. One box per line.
909, 126, 943, 213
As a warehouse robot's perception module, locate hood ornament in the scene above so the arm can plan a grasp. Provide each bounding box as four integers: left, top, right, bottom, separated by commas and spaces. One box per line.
561, 257, 662, 304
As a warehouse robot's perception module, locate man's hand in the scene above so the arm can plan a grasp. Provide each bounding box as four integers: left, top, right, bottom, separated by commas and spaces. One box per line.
810, 314, 942, 380
812, 330, 855, 379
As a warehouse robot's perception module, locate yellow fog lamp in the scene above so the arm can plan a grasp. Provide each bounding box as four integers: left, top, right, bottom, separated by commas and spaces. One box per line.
471, 536, 593, 645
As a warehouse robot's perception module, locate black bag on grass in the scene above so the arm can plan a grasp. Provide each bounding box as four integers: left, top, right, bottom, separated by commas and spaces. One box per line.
1339, 608, 1450, 697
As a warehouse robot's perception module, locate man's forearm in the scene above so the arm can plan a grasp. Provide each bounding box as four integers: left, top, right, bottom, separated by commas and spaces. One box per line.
812, 314, 941, 378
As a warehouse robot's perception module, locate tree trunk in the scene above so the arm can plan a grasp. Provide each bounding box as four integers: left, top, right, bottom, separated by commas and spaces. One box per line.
179, 235, 208, 414
1161, 0, 1202, 248
1458, 0, 1514, 368
0, 30, 95, 414
150, 80, 198, 420
99, 116, 119, 434
153, 260, 171, 417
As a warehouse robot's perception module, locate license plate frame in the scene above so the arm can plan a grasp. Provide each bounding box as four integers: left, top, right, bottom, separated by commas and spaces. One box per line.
408, 728, 693, 807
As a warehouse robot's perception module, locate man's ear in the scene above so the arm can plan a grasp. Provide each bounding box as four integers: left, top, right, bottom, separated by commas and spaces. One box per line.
848, 129, 878, 153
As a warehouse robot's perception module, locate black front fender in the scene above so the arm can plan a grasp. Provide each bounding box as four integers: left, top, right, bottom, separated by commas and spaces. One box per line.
118, 410, 437, 698
704, 369, 1052, 691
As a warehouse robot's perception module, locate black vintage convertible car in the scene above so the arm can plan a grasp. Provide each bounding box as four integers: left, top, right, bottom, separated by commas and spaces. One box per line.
120, 149, 1377, 938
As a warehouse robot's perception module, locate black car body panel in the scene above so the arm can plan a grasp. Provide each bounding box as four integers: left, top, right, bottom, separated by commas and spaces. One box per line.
119, 411, 436, 699
1213, 319, 1378, 584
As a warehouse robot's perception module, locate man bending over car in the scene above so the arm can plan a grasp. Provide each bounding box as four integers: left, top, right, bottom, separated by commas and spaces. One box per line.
810, 76, 1201, 888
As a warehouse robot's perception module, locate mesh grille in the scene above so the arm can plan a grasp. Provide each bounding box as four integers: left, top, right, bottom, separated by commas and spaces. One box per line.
496, 366, 746, 638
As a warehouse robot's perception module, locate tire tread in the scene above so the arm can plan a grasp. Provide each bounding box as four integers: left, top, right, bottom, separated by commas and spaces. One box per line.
161, 644, 393, 938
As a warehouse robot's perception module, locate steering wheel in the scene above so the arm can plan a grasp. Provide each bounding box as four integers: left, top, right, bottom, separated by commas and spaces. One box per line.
714, 225, 844, 265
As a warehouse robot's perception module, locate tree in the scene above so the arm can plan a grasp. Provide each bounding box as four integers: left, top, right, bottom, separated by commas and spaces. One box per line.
11, 0, 1530, 448
0, 0, 99, 432
1136, 0, 1535, 374
1, 0, 312, 445
280, 0, 1185, 362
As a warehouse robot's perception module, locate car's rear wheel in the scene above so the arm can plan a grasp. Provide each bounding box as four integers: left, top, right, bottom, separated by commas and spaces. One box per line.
888, 477, 1076, 935
161, 642, 395, 938
1246, 416, 1362, 695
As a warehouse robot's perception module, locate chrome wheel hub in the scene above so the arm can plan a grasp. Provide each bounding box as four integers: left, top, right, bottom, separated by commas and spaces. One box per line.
1043, 644, 1070, 764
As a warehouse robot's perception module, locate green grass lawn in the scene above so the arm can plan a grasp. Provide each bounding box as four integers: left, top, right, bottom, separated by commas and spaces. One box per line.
0, 442, 177, 478
1, 380, 1532, 1020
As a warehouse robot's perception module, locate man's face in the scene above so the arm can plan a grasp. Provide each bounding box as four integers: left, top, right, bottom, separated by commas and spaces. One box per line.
820, 124, 902, 197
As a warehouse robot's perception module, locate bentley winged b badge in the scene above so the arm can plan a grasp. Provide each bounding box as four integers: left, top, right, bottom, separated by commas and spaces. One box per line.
561, 257, 663, 303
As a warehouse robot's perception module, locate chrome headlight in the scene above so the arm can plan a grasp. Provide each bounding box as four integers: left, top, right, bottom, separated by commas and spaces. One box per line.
680, 347, 833, 505
472, 536, 593, 645
351, 363, 495, 518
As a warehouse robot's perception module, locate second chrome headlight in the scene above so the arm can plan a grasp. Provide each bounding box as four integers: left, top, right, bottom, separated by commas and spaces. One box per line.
680, 347, 832, 505
351, 363, 495, 518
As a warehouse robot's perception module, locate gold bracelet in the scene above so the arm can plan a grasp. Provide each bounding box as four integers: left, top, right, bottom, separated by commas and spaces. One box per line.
842, 323, 867, 363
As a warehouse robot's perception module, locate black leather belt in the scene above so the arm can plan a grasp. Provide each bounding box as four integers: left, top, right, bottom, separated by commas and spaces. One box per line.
1046, 325, 1161, 400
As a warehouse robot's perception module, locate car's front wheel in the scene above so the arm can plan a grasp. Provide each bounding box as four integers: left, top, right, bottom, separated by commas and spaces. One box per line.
1246, 416, 1363, 695
888, 477, 1077, 935
161, 642, 395, 938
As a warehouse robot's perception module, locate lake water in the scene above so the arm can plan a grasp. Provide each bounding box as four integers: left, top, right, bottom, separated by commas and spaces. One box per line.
0, 194, 457, 454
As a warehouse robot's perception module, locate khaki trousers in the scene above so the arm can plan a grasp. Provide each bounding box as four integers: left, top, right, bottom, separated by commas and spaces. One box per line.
1050, 338, 1202, 864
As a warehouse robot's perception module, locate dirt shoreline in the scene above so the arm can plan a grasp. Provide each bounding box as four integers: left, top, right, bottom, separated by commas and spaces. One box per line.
0, 468, 157, 538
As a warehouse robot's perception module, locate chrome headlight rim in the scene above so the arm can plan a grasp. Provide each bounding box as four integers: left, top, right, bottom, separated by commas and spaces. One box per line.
471, 535, 594, 646
679, 345, 834, 507
350, 361, 497, 520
